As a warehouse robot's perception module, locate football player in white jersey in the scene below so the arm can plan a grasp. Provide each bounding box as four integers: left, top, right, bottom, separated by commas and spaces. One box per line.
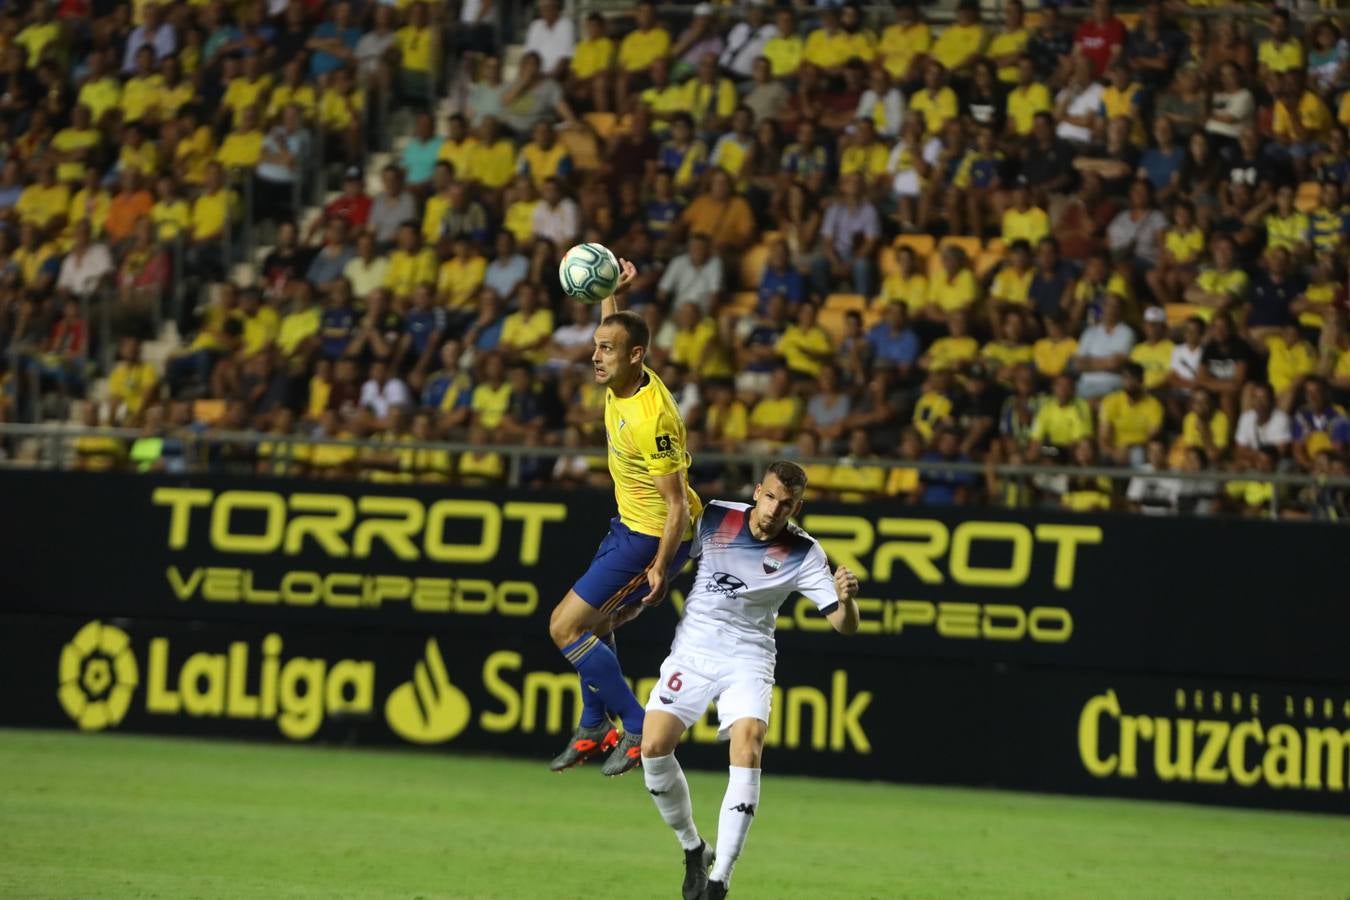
634, 460, 860, 900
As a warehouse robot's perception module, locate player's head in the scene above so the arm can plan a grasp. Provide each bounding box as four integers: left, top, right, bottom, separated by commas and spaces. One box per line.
593, 310, 649, 388
751, 461, 809, 539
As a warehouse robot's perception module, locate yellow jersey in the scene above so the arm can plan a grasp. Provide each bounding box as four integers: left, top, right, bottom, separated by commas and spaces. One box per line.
604, 367, 703, 538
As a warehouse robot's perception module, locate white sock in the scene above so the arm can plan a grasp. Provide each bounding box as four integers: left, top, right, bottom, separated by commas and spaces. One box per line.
642, 753, 701, 851
710, 765, 761, 884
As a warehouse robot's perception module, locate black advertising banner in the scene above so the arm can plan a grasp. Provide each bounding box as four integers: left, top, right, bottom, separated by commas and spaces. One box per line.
0, 471, 1346, 681
3, 613, 1346, 813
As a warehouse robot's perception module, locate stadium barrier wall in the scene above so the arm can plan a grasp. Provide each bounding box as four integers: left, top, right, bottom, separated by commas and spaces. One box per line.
1, 472, 1346, 813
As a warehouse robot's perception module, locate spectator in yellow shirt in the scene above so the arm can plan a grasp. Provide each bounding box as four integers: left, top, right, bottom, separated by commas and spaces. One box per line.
76, 50, 122, 127
878, 1, 931, 83
1257, 9, 1304, 78
1181, 387, 1230, 461
1005, 56, 1051, 137
174, 109, 217, 187
777, 302, 834, 380
396, 1, 438, 92
14, 2, 60, 68
266, 59, 318, 124
1033, 311, 1079, 379
1270, 71, 1332, 179
920, 310, 979, 372
215, 106, 265, 170
747, 367, 803, 451
67, 169, 112, 239
981, 309, 1035, 385
1129, 306, 1175, 392
1030, 373, 1093, 459
120, 46, 165, 124
1098, 363, 1163, 465
1183, 234, 1248, 322
118, 123, 159, 179
987, 240, 1035, 315
499, 283, 556, 365
318, 66, 365, 165
218, 54, 274, 130
16, 163, 69, 232
616, 0, 671, 107
1264, 322, 1317, 406
683, 53, 738, 134
50, 105, 102, 185
909, 60, 959, 135
930, 0, 986, 77
923, 245, 979, 320
1145, 199, 1204, 304
876, 245, 928, 314
569, 12, 615, 112
384, 223, 437, 300
803, 6, 873, 73
467, 117, 519, 193
106, 338, 160, 419
762, 8, 804, 79
438, 235, 487, 311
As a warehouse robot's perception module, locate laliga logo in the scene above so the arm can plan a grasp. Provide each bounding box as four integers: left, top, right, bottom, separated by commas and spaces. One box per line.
385, 639, 472, 744
58, 621, 139, 731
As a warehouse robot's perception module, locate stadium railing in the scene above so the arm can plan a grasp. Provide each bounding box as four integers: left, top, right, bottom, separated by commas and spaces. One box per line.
1, 422, 1345, 521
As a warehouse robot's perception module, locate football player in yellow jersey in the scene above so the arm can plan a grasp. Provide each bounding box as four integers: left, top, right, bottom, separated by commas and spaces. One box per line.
549, 259, 703, 777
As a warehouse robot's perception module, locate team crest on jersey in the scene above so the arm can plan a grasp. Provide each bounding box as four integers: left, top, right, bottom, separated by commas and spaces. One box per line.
762, 544, 789, 574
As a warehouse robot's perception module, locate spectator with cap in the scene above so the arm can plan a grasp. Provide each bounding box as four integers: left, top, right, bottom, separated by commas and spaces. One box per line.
1129, 306, 1174, 393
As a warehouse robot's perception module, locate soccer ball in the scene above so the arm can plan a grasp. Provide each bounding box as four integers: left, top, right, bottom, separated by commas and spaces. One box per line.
559, 242, 621, 303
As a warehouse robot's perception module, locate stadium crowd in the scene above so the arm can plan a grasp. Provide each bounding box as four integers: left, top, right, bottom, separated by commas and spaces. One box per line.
0, 0, 1347, 518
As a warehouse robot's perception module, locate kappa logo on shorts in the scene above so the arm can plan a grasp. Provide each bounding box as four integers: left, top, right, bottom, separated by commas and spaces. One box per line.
708, 572, 747, 597
659, 694, 676, 704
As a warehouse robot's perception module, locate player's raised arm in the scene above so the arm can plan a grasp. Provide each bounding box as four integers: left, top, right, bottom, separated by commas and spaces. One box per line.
601, 257, 638, 320
640, 468, 691, 607
826, 565, 861, 635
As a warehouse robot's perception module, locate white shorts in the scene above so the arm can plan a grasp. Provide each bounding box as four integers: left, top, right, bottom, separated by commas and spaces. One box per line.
644, 652, 773, 741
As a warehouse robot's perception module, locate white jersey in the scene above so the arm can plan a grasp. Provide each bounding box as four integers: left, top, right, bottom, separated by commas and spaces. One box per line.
670, 501, 839, 680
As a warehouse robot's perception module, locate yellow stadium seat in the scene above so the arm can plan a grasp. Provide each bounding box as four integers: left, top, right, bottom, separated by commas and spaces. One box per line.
729, 291, 758, 313
863, 307, 882, 330
817, 307, 849, 343
559, 127, 601, 171
1295, 181, 1321, 213
984, 237, 1006, 257
879, 245, 901, 278
193, 399, 225, 425
824, 293, 867, 313
1165, 302, 1204, 327
739, 243, 770, 289
975, 251, 1003, 278
938, 235, 983, 261
892, 233, 935, 259
583, 112, 617, 140
1118, 12, 1141, 29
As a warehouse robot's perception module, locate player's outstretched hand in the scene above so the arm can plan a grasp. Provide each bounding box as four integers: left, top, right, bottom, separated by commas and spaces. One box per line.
613, 258, 637, 295
640, 566, 668, 607
833, 566, 859, 600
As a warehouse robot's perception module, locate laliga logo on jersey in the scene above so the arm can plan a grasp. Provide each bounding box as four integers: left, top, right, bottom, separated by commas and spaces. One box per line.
709, 572, 747, 597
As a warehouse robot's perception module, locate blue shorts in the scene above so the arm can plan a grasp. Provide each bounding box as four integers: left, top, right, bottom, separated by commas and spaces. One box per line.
572, 516, 693, 615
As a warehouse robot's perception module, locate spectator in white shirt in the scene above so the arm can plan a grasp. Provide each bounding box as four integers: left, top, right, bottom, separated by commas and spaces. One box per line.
1074, 294, 1135, 399
122, 2, 175, 72
855, 67, 906, 138
719, 1, 778, 79
657, 233, 725, 314
1167, 315, 1205, 420
531, 177, 580, 249
57, 222, 114, 299
359, 358, 412, 428
546, 298, 597, 372
523, 0, 576, 79
1234, 381, 1292, 466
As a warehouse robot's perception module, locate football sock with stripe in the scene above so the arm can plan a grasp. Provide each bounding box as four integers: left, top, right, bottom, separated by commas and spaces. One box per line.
576, 632, 619, 729
710, 766, 761, 884
641, 753, 701, 851
560, 631, 645, 733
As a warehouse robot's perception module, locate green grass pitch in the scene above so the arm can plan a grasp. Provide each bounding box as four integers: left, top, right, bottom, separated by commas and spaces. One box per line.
1, 729, 1348, 900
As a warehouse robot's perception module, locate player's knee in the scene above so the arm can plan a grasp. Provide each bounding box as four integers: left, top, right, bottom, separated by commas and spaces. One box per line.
548, 602, 584, 648
640, 732, 677, 759
729, 719, 767, 768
